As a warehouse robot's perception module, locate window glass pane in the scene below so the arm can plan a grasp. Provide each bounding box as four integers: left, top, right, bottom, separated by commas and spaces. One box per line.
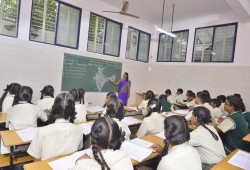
157, 34, 172, 61
104, 20, 121, 56
56, 3, 80, 48
171, 31, 188, 61
125, 27, 139, 60
212, 25, 236, 62
87, 14, 105, 54
138, 32, 150, 62
30, 0, 57, 44
0, 0, 19, 37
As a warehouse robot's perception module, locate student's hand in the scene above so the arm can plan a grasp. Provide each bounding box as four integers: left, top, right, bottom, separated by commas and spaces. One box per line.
44, 109, 51, 113
151, 144, 163, 153
75, 153, 90, 164
130, 104, 137, 107
217, 117, 224, 124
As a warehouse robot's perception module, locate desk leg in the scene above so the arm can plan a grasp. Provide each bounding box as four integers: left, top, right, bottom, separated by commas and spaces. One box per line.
10, 146, 14, 170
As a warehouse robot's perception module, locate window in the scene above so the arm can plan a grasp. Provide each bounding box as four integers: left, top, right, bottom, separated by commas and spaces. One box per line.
30, 0, 81, 49
87, 13, 122, 57
157, 30, 189, 62
126, 27, 151, 62
193, 23, 237, 62
0, 0, 20, 37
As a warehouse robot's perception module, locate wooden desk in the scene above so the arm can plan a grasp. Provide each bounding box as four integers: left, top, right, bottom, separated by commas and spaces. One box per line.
211, 149, 247, 170
24, 134, 164, 170
0, 112, 6, 122
243, 133, 250, 142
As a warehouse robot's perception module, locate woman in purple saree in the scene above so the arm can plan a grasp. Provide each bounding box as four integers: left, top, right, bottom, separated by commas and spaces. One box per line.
110, 72, 131, 106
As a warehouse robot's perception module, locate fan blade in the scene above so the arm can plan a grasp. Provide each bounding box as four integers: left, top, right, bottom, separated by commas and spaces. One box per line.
102, 11, 120, 13
122, 13, 140, 18
121, 1, 129, 12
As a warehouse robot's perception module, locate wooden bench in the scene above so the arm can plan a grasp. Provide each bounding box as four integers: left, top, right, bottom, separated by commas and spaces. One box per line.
0, 154, 34, 168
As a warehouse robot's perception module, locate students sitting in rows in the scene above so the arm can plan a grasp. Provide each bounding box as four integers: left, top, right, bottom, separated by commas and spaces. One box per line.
136, 98, 165, 137
210, 98, 223, 119
0, 83, 21, 112
105, 97, 131, 141
189, 106, 226, 170
37, 85, 55, 110
158, 94, 172, 112
217, 95, 228, 116
137, 90, 155, 116
152, 115, 202, 170
69, 88, 87, 123
70, 117, 133, 170
6, 86, 48, 130
27, 93, 83, 161
165, 89, 175, 104
174, 92, 196, 110
102, 92, 117, 116
215, 96, 250, 154
175, 88, 184, 104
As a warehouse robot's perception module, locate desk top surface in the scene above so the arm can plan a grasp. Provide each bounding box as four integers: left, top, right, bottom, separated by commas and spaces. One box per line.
0, 130, 30, 147
243, 133, 250, 142
0, 112, 6, 122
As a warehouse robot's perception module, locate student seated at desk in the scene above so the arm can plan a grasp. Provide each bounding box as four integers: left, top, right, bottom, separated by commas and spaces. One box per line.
174, 92, 196, 110
152, 115, 202, 170
36, 85, 55, 110
105, 97, 131, 141
6, 86, 48, 130
215, 96, 250, 154
210, 98, 223, 119
165, 89, 175, 104
159, 94, 172, 112
69, 88, 87, 123
174, 88, 184, 104
217, 95, 228, 116
102, 92, 117, 116
134, 90, 155, 117
27, 93, 83, 161
70, 117, 133, 170
136, 98, 165, 137
0, 83, 21, 112
189, 107, 226, 170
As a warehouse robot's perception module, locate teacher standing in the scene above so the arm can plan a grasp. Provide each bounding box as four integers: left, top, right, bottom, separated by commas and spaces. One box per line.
110, 72, 131, 106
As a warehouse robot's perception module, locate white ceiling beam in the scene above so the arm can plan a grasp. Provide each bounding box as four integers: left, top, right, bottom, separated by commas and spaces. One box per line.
225, 0, 250, 22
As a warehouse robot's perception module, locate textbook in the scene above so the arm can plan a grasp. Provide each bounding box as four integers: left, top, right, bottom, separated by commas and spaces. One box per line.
121, 117, 142, 126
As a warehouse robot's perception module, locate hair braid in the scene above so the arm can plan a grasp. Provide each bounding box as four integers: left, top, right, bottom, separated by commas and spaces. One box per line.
92, 142, 105, 170
98, 150, 111, 170
202, 124, 219, 140
161, 138, 171, 157
0, 91, 8, 111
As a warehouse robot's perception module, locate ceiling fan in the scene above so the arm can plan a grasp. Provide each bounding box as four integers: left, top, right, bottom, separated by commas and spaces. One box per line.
102, 0, 140, 18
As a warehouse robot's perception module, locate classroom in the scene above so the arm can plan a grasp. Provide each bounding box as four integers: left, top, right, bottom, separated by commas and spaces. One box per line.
0, 0, 250, 170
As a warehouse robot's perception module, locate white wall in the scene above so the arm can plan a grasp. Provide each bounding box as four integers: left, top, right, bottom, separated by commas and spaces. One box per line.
0, 0, 250, 109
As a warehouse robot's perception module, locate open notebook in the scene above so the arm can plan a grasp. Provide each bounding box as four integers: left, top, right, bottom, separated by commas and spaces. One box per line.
121, 117, 142, 126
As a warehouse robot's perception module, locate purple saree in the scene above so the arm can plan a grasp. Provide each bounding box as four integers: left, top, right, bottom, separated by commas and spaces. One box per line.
118, 80, 131, 106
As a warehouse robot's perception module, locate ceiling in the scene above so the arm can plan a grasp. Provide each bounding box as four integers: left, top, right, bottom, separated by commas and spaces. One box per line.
100, 0, 233, 25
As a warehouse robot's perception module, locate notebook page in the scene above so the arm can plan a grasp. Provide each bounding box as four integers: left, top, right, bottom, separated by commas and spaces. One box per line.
79, 122, 94, 135
121, 117, 142, 126
173, 110, 189, 115
87, 106, 104, 112
228, 150, 250, 169
16, 127, 38, 142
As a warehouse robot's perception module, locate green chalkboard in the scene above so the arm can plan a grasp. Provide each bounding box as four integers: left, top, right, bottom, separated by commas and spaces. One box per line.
61, 53, 122, 92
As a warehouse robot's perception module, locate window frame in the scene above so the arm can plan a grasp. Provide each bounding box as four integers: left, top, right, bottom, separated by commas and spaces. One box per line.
125, 26, 151, 63
192, 22, 238, 63
156, 29, 189, 62
0, 0, 21, 38
29, 0, 82, 49
87, 12, 122, 57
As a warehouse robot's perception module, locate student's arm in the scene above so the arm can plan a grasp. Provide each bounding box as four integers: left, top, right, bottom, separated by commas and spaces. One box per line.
27, 130, 42, 161
151, 144, 163, 153
136, 120, 148, 137
215, 118, 235, 133
37, 107, 48, 122
189, 130, 201, 146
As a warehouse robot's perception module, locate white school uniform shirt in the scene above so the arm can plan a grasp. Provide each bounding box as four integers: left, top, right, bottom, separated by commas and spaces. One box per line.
167, 95, 175, 104
186, 99, 196, 108
2, 94, 15, 112
36, 96, 55, 110
113, 118, 131, 141
136, 112, 165, 137
211, 107, 223, 119
70, 149, 133, 170
157, 142, 202, 170
74, 102, 88, 123
185, 104, 203, 121
6, 102, 48, 130
189, 125, 226, 164
203, 103, 213, 114
219, 103, 229, 116
27, 119, 83, 160
138, 99, 149, 116
175, 94, 184, 103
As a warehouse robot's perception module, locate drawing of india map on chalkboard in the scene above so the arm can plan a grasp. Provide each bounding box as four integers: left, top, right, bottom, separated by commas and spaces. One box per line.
62, 53, 122, 92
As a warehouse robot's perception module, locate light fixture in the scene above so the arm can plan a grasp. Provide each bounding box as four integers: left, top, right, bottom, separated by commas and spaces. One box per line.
155, 0, 176, 38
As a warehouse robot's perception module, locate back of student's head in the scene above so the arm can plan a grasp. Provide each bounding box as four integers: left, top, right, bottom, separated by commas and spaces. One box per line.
203, 90, 211, 103
106, 97, 124, 121
13, 86, 33, 106
217, 95, 226, 103
186, 90, 192, 96
210, 98, 221, 108
0, 83, 21, 111
162, 115, 190, 156
145, 90, 155, 100
233, 93, 241, 99
177, 88, 183, 94
40, 85, 54, 99
165, 89, 171, 95
146, 98, 160, 117
69, 88, 85, 104
103, 92, 117, 107
159, 94, 167, 101
91, 117, 125, 170
226, 95, 242, 112
193, 106, 219, 141
77, 88, 85, 104
50, 93, 75, 123
196, 91, 207, 104
189, 92, 196, 99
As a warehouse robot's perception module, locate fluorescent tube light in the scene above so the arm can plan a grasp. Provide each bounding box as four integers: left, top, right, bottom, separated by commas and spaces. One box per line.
155, 26, 177, 37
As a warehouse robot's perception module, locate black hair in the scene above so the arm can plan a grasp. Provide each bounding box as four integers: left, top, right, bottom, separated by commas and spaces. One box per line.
177, 88, 183, 94
106, 97, 124, 121
0, 83, 21, 111
203, 90, 211, 103
12, 86, 33, 106
193, 106, 219, 141
69, 88, 85, 104
196, 91, 207, 103
234, 93, 241, 99
161, 115, 190, 156
217, 95, 226, 103
165, 89, 171, 95
91, 117, 125, 170
103, 92, 117, 107
226, 95, 242, 112
145, 90, 155, 100
159, 94, 167, 101
40, 85, 54, 99
186, 90, 192, 95
210, 98, 221, 108
77, 88, 85, 104
146, 98, 160, 117
124, 72, 129, 81
189, 92, 196, 98
50, 93, 76, 123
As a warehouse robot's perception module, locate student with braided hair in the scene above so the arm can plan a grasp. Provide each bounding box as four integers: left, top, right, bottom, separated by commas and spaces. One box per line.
189, 106, 225, 170
0, 83, 21, 112
136, 98, 165, 137
71, 117, 133, 170
36, 85, 55, 110
152, 115, 202, 170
